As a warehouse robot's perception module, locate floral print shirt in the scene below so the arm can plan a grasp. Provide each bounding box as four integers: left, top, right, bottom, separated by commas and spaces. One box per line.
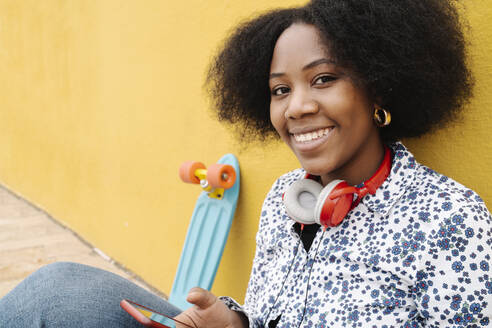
222, 142, 491, 327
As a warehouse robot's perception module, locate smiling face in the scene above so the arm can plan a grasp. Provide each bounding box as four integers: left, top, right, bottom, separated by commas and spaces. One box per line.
269, 23, 384, 186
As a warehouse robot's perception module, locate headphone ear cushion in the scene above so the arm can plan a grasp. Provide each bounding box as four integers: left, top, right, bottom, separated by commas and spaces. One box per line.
283, 179, 323, 225
314, 179, 350, 227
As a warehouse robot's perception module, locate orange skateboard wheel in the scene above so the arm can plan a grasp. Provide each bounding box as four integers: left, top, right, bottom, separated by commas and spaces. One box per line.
207, 164, 236, 189
179, 161, 206, 184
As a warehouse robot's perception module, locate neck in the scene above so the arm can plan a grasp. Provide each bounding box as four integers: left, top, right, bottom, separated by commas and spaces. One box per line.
320, 139, 385, 187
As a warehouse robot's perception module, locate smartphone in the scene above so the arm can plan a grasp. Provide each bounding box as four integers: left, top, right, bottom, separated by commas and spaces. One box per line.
120, 299, 194, 328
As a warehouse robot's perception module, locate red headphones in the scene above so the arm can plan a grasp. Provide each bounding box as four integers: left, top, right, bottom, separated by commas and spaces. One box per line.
283, 146, 391, 227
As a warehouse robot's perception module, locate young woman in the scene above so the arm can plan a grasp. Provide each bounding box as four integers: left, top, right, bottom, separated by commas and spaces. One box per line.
1, 1, 490, 327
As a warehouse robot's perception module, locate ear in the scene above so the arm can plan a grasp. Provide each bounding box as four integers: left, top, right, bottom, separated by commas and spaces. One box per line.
374, 97, 383, 108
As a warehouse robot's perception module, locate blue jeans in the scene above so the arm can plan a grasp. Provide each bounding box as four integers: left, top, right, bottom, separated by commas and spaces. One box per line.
0, 262, 182, 327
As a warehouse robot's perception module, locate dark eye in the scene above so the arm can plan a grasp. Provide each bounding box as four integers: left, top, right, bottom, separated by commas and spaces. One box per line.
272, 86, 290, 96
313, 75, 337, 85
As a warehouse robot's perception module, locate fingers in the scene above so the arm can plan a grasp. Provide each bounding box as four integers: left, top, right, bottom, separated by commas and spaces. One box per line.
186, 287, 217, 309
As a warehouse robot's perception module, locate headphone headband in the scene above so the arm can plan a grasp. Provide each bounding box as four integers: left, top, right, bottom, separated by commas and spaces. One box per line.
352, 146, 391, 206
305, 146, 391, 199
284, 146, 392, 227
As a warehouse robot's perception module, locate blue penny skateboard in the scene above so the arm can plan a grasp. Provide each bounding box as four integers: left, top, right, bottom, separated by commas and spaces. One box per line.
166, 154, 240, 311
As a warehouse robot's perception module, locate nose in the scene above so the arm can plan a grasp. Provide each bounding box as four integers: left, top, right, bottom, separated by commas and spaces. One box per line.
284, 89, 319, 119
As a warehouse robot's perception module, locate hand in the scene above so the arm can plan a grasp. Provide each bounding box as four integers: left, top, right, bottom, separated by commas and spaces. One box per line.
174, 287, 248, 328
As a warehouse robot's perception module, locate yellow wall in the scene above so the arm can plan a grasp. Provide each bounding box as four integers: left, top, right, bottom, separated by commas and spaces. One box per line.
0, 0, 489, 303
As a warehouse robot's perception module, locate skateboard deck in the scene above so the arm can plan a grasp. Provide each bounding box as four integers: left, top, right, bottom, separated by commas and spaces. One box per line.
164, 154, 240, 311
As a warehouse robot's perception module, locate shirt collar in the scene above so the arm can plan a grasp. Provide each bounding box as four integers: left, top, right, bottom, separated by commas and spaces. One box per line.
360, 141, 418, 216
282, 141, 418, 232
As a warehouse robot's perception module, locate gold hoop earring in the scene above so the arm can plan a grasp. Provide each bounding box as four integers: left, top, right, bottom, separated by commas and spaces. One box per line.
374, 106, 391, 127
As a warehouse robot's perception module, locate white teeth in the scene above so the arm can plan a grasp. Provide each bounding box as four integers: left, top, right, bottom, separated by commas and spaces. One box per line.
293, 128, 331, 142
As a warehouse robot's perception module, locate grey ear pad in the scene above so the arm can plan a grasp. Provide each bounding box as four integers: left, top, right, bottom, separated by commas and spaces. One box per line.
313, 179, 344, 225
283, 179, 323, 224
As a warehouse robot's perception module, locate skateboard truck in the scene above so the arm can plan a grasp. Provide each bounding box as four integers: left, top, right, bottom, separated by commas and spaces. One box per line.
179, 161, 237, 199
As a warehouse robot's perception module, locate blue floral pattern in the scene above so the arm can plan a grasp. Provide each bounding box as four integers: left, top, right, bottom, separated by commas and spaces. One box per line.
222, 142, 491, 327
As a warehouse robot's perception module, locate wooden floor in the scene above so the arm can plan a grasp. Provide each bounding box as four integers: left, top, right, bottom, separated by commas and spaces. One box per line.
0, 185, 161, 298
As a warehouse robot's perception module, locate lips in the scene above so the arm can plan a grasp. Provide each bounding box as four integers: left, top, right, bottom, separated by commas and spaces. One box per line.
287, 126, 335, 153
291, 127, 333, 142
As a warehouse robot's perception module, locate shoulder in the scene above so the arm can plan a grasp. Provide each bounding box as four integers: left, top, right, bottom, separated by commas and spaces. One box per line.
399, 152, 492, 324
388, 142, 491, 252
388, 142, 488, 213
413, 160, 486, 209
404, 152, 490, 226
369, 142, 490, 252
264, 168, 305, 200
256, 168, 304, 239
410, 162, 491, 244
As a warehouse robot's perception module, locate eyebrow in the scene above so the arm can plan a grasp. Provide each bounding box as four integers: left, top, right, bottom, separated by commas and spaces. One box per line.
269, 58, 336, 79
